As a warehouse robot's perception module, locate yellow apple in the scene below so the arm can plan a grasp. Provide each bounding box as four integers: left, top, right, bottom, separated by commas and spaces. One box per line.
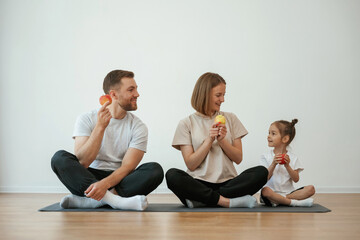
215, 115, 226, 125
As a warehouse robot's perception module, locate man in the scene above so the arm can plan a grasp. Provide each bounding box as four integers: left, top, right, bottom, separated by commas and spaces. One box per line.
51, 70, 164, 210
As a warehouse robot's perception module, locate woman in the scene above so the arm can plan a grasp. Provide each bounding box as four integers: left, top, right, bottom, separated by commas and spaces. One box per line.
166, 72, 268, 208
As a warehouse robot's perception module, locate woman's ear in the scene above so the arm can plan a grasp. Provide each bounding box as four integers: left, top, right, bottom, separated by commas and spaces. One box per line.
282, 135, 290, 144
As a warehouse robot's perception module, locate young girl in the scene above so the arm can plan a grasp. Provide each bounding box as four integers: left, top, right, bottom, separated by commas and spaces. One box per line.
260, 119, 315, 207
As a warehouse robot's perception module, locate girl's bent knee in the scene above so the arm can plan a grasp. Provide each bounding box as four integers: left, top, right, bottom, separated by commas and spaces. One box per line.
261, 187, 272, 197
308, 185, 316, 196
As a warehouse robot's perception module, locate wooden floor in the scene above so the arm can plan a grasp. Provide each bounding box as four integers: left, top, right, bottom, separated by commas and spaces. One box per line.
0, 193, 359, 240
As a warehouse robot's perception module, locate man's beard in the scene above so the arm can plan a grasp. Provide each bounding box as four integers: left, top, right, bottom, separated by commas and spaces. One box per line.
119, 101, 137, 111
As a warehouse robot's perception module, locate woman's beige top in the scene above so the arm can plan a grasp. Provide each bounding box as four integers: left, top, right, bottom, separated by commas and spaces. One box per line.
172, 111, 248, 183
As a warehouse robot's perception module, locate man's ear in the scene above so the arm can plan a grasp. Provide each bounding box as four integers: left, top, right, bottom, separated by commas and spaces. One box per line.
109, 89, 117, 100
282, 135, 290, 144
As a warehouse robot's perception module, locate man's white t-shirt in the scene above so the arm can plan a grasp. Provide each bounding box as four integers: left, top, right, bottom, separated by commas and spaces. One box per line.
73, 109, 148, 171
172, 111, 248, 183
260, 150, 304, 194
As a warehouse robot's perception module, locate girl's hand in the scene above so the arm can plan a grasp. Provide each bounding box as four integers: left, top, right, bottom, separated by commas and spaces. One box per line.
283, 154, 291, 165
217, 124, 227, 142
273, 154, 283, 165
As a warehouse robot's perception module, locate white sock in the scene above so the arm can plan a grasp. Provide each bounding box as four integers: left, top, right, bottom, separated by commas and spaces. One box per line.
100, 191, 148, 211
290, 198, 314, 207
185, 199, 206, 208
229, 195, 257, 208
60, 194, 104, 209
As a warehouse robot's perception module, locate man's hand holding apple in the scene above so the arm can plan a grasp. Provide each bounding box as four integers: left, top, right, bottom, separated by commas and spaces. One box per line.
97, 101, 112, 130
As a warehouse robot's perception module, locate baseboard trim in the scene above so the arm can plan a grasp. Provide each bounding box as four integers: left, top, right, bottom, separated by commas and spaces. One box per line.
0, 186, 359, 194
314, 187, 360, 193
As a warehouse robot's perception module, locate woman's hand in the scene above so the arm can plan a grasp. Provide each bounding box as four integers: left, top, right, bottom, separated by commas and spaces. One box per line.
209, 123, 220, 141
216, 123, 227, 142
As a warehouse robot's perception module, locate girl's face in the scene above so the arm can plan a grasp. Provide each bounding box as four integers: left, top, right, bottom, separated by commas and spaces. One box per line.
267, 124, 284, 147
209, 83, 226, 115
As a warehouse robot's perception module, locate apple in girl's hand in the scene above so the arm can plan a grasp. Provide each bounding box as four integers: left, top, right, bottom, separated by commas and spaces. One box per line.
279, 154, 286, 164
99, 95, 112, 105
215, 115, 226, 126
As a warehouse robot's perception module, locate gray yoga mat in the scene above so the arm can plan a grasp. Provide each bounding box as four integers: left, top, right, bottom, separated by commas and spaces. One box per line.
39, 203, 331, 213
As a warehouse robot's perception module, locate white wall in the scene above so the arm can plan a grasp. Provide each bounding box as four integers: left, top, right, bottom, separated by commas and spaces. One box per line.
1, 0, 359, 193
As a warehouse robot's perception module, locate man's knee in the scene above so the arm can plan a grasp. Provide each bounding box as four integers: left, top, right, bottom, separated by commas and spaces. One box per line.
51, 150, 75, 172
51, 150, 66, 171
141, 162, 164, 185
150, 162, 164, 184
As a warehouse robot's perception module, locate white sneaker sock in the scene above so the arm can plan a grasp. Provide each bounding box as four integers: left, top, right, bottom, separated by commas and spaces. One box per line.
60, 194, 104, 209
100, 191, 148, 211
185, 199, 206, 208
290, 198, 314, 207
229, 195, 257, 208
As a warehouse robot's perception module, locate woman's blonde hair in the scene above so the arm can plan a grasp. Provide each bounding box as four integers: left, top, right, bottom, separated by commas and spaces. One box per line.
191, 72, 226, 116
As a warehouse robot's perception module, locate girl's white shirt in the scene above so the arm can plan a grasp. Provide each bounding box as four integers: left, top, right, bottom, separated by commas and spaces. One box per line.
260, 149, 304, 194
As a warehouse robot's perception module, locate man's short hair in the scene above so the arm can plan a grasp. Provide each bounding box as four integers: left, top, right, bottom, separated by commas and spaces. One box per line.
103, 70, 134, 94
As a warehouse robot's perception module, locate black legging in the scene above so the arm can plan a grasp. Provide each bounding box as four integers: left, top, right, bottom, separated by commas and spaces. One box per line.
51, 150, 164, 197
166, 166, 268, 206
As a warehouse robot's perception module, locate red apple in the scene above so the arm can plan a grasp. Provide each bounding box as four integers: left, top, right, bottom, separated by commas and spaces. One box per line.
279, 154, 286, 164
99, 95, 112, 105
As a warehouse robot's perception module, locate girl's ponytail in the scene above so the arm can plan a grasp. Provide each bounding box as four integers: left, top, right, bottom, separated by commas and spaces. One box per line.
291, 119, 298, 128
273, 119, 298, 145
